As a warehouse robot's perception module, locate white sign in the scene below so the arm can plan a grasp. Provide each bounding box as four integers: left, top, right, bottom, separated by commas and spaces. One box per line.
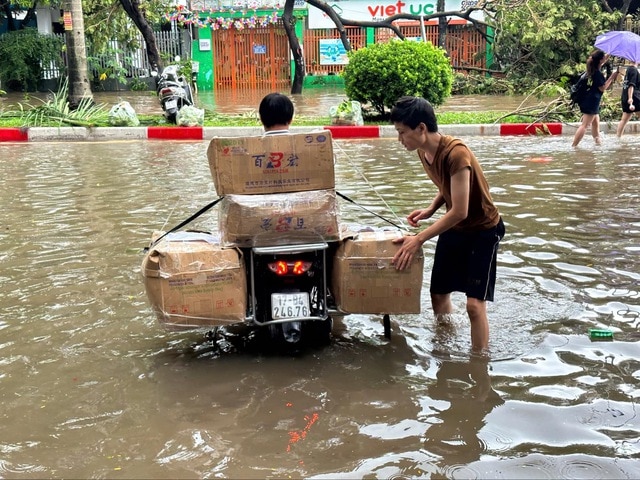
308, 0, 483, 29
199, 39, 211, 51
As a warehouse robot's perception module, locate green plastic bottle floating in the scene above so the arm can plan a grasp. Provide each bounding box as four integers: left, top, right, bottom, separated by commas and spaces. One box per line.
589, 328, 614, 340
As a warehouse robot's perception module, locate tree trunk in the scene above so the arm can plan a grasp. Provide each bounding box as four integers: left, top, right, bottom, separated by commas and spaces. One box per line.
437, 0, 447, 49
1, 0, 16, 31
64, 0, 93, 108
283, 0, 305, 94
119, 0, 163, 72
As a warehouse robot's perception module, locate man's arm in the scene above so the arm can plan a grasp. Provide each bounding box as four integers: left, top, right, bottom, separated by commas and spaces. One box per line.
415, 167, 470, 243
407, 192, 446, 227
392, 168, 471, 270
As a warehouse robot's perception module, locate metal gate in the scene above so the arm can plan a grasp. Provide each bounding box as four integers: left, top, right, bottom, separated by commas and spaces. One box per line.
212, 23, 291, 90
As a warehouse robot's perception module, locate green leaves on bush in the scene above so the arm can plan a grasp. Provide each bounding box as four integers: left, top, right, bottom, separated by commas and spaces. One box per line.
343, 40, 453, 115
0, 28, 65, 91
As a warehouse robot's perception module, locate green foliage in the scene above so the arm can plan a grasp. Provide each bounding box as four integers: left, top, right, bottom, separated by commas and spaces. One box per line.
87, 46, 129, 86
343, 40, 453, 115
487, 0, 621, 83
0, 28, 64, 91
14, 79, 110, 127
82, 0, 170, 53
452, 72, 515, 95
129, 77, 150, 91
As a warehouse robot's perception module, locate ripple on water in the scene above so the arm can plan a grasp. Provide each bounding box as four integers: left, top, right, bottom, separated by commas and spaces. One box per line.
461, 453, 640, 479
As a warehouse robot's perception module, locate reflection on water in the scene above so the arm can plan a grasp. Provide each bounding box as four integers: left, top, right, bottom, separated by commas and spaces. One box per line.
0, 135, 639, 478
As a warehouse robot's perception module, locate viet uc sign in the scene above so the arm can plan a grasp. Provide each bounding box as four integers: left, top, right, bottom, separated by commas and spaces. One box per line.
308, 0, 483, 29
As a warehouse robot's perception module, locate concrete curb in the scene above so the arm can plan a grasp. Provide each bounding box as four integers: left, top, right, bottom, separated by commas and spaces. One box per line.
1, 121, 639, 142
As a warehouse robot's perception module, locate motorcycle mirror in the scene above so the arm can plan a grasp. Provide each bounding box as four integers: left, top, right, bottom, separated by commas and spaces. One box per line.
150, 70, 158, 77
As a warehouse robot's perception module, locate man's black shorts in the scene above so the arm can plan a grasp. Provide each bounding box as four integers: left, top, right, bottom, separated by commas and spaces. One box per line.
430, 218, 505, 301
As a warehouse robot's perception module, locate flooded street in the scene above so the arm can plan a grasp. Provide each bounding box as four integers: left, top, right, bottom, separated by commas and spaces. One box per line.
1, 134, 639, 478
1, 88, 545, 118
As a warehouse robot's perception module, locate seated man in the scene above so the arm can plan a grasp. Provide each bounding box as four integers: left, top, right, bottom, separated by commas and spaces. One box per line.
259, 92, 294, 135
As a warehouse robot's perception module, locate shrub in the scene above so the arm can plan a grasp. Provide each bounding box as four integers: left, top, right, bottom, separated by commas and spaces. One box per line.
343, 40, 453, 115
0, 28, 65, 91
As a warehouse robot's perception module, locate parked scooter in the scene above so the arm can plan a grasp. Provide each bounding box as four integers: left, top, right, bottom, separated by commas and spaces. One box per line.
151, 57, 194, 124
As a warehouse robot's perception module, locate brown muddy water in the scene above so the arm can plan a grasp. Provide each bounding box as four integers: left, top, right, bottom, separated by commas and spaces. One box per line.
0, 88, 545, 118
1, 134, 639, 478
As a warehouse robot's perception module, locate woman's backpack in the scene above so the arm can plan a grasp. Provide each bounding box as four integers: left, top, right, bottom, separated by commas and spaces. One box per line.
570, 73, 588, 106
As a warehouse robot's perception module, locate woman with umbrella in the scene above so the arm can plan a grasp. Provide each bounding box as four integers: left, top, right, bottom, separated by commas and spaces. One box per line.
594, 30, 640, 138
616, 62, 640, 138
572, 49, 619, 148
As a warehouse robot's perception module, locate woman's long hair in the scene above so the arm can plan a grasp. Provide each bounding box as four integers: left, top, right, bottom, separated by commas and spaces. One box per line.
586, 49, 606, 78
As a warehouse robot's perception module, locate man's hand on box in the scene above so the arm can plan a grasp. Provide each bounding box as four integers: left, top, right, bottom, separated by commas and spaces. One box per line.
391, 234, 422, 271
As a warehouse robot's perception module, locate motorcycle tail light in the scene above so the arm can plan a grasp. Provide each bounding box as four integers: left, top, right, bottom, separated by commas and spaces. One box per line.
268, 260, 312, 276
160, 88, 173, 95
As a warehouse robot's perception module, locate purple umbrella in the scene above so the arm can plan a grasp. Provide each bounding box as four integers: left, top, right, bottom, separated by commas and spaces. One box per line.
594, 30, 640, 64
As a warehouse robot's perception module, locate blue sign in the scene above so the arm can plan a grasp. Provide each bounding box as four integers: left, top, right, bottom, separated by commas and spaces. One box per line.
319, 39, 348, 65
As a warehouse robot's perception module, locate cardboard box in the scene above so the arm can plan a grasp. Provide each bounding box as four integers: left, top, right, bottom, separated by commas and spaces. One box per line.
207, 131, 335, 195
141, 231, 247, 329
331, 230, 424, 314
219, 189, 340, 247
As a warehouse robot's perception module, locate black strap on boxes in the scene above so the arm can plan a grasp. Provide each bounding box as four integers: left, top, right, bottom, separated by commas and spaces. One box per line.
142, 197, 223, 253
336, 191, 405, 231
143, 191, 406, 254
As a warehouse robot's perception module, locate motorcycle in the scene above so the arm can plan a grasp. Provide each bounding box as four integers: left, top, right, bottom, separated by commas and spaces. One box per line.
152, 58, 194, 124
142, 225, 337, 352
244, 241, 335, 350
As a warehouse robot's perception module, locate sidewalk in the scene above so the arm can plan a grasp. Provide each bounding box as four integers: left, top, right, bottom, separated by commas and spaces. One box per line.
1, 121, 639, 141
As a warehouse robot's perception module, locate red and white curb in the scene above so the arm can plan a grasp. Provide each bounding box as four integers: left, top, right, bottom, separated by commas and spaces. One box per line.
1, 122, 638, 142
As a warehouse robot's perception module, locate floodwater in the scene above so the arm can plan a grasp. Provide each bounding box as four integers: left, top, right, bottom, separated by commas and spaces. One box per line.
1, 134, 639, 478
0, 88, 544, 118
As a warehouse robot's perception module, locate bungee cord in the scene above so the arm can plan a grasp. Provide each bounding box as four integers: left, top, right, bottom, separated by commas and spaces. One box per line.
333, 140, 410, 231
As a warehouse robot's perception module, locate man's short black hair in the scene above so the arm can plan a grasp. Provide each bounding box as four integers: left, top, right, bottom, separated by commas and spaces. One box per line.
390, 96, 438, 132
259, 93, 294, 128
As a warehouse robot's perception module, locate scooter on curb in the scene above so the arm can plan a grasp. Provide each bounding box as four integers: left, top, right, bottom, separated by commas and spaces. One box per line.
151, 57, 194, 124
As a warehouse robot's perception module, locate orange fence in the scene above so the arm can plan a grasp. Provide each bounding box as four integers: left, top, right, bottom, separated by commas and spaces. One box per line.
212, 23, 291, 90
303, 22, 487, 77
376, 22, 487, 70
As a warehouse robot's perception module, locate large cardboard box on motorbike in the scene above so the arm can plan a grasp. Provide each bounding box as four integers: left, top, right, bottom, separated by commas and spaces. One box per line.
141, 231, 247, 330
207, 131, 335, 195
219, 189, 340, 247
331, 230, 424, 314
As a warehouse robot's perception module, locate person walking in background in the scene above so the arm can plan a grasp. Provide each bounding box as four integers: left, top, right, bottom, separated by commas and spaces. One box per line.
259, 92, 294, 134
616, 62, 640, 138
389, 96, 505, 354
572, 49, 619, 148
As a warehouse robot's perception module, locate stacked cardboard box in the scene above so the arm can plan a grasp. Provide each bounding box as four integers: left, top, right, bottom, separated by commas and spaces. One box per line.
141, 231, 247, 329
207, 131, 335, 196
219, 190, 340, 247
331, 230, 424, 314
207, 131, 339, 247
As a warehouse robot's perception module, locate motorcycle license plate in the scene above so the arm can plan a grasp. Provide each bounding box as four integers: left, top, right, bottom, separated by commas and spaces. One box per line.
165, 99, 178, 110
271, 293, 310, 319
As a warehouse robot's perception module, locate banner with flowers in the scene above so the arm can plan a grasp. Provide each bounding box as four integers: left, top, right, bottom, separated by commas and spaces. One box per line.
164, 0, 306, 30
